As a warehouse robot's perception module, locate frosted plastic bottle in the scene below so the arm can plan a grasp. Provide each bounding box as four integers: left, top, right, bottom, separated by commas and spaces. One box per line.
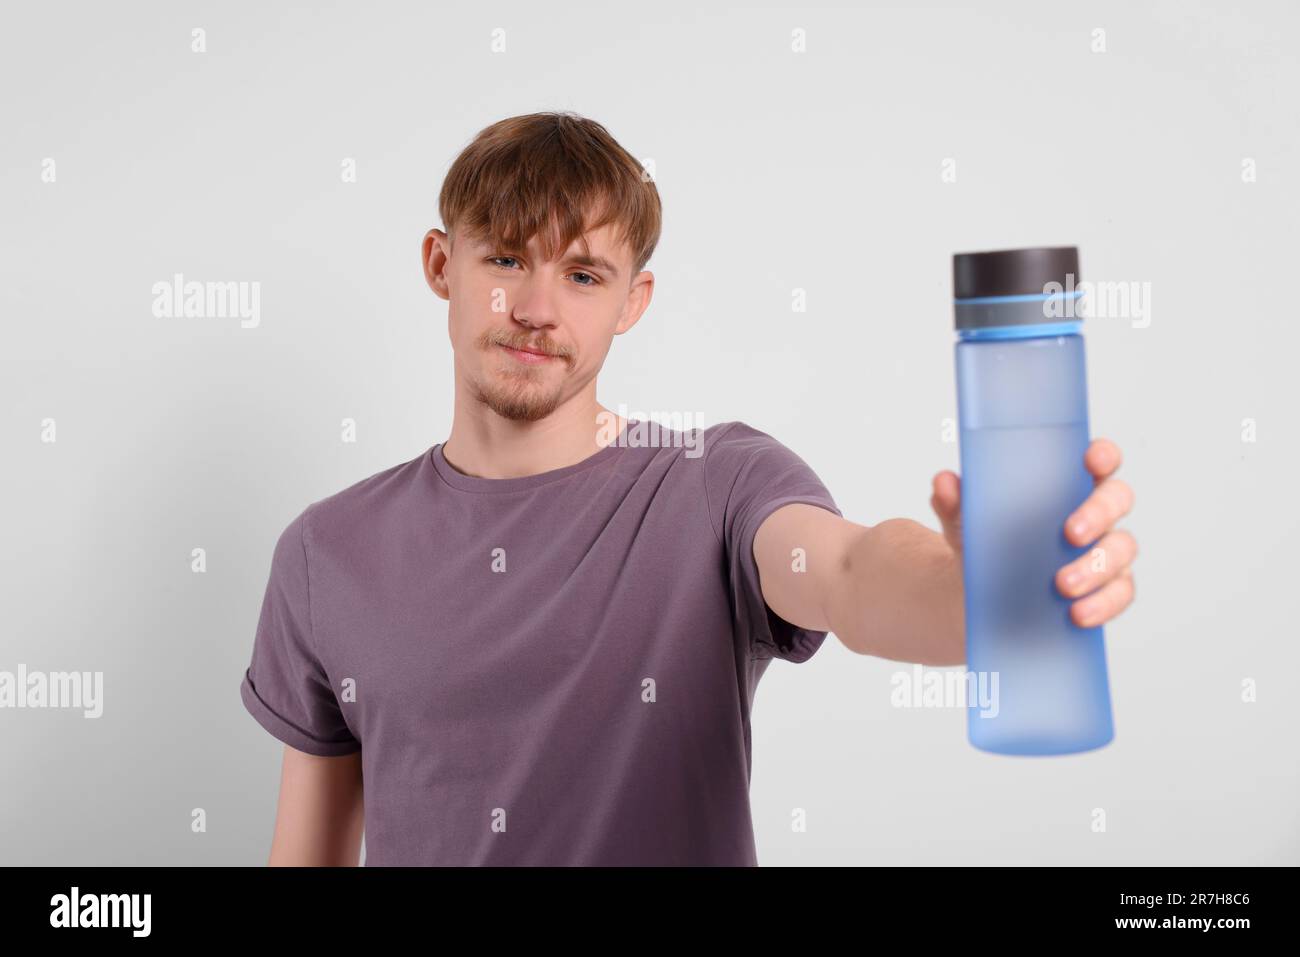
952, 246, 1114, 755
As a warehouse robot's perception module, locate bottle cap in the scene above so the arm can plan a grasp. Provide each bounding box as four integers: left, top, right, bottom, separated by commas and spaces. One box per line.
952, 246, 1081, 332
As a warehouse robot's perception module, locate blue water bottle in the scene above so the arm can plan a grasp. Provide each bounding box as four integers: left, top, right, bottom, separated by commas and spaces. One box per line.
952, 246, 1115, 756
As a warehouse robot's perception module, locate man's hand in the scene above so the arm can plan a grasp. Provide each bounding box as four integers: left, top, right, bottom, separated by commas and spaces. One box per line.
929, 437, 1138, 629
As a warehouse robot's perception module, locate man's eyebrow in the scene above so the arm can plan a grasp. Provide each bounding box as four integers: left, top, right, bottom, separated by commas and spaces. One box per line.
485, 241, 623, 279
567, 253, 620, 279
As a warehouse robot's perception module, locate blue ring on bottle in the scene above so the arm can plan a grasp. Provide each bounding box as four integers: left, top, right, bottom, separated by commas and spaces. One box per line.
953, 290, 1085, 306
957, 320, 1083, 340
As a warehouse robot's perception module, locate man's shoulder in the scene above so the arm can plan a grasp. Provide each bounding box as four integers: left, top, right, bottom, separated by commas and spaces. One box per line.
619, 418, 768, 464
297, 447, 432, 547
698, 419, 788, 462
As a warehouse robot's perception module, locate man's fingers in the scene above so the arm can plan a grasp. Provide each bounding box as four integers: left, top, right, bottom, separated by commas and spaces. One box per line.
931, 471, 963, 551
1085, 437, 1122, 484
931, 471, 960, 517
1070, 567, 1136, 629
1056, 529, 1138, 599
1065, 477, 1135, 546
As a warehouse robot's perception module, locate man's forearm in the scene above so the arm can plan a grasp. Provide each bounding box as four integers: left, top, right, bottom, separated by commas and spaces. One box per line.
824, 518, 966, 665
268, 747, 366, 866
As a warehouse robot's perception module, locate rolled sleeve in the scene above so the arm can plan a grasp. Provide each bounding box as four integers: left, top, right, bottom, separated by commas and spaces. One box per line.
705, 422, 842, 663
240, 509, 361, 756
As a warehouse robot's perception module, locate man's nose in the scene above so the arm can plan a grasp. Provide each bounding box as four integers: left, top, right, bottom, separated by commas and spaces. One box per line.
510, 271, 560, 328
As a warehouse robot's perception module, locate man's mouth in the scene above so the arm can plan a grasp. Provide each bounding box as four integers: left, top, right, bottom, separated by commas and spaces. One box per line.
497, 342, 561, 364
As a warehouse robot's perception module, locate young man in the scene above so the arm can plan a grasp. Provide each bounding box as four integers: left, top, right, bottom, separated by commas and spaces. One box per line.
239, 112, 1138, 866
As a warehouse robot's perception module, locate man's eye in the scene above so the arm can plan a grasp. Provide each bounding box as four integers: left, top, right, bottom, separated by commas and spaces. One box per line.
488, 257, 597, 286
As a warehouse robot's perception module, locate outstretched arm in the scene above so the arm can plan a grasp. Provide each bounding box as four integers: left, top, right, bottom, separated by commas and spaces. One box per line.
754, 506, 965, 664
752, 437, 1138, 666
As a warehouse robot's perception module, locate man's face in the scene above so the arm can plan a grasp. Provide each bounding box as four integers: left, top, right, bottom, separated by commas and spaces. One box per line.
423, 220, 652, 422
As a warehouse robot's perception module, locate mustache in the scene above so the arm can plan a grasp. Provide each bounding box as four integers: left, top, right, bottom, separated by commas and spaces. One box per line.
488, 333, 570, 360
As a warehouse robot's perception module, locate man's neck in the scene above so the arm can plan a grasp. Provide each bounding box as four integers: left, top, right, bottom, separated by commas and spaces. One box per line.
441, 399, 627, 480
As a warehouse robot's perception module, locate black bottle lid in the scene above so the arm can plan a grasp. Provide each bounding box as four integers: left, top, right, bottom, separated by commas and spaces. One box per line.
953, 246, 1079, 300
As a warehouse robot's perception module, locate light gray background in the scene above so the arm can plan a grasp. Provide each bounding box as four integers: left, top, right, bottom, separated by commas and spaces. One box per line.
2, 0, 1296, 866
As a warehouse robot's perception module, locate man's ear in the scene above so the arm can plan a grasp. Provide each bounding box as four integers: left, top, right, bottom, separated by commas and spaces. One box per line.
615, 269, 654, 335
423, 228, 451, 300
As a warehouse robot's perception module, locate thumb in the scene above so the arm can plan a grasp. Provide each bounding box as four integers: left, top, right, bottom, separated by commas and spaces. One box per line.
930, 470, 963, 553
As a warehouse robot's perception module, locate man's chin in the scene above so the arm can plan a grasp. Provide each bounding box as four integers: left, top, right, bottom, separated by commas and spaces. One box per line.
474, 383, 566, 423
491, 402, 557, 423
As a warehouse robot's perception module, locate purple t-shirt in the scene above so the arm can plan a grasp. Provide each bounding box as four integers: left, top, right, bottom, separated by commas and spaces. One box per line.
239, 419, 841, 865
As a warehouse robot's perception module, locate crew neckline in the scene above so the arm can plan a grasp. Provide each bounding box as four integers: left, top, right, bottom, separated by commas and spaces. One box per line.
429, 418, 639, 494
